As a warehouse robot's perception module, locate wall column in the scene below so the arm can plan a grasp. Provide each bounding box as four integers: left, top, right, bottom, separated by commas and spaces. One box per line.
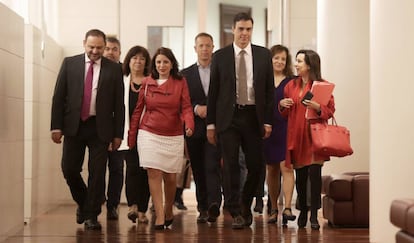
370, 1, 414, 242
317, 0, 369, 174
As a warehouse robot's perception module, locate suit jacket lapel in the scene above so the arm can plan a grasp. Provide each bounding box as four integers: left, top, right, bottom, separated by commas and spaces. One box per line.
97, 58, 105, 92
76, 55, 86, 95
251, 45, 259, 86
191, 64, 207, 98
227, 46, 236, 81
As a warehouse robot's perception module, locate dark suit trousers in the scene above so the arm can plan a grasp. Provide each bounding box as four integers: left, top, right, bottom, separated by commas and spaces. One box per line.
107, 150, 125, 209
218, 106, 265, 217
61, 117, 108, 220
186, 136, 221, 211
125, 147, 150, 212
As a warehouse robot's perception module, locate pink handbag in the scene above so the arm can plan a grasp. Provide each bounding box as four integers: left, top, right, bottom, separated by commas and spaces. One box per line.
310, 117, 353, 157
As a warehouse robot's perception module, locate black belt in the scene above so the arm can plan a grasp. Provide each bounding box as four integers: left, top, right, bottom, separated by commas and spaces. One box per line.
235, 104, 256, 110
81, 116, 96, 122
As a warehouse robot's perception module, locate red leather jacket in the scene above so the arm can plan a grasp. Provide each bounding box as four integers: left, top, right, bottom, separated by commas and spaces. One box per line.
128, 76, 194, 147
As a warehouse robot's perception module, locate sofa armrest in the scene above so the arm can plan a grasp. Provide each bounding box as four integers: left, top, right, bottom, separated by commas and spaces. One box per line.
390, 199, 414, 234
353, 174, 369, 225
324, 174, 354, 201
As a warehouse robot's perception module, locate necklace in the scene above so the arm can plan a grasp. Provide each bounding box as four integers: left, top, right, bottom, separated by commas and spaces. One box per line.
130, 75, 143, 93
130, 81, 141, 93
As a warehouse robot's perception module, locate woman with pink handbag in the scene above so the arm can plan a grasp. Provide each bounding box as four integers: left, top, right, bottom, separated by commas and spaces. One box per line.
279, 49, 335, 230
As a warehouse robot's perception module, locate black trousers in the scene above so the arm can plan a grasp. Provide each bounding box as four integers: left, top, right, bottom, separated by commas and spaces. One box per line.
186, 136, 221, 211
61, 117, 108, 220
295, 164, 322, 211
125, 147, 150, 212
107, 150, 126, 209
219, 107, 264, 217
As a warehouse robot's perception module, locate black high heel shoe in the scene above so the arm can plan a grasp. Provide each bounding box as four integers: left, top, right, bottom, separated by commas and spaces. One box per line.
297, 210, 308, 228
310, 219, 320, 230
310, 209, 320, 230
154, 224, 165, 230
165, 217, 174, 227
267, 209, 278, 224
282, 208, 297, 225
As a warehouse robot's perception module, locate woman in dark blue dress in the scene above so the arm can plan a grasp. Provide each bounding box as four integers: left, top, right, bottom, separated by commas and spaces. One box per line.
264, 45, 296, 225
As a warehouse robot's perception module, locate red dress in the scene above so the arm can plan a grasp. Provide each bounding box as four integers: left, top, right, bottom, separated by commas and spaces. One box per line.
280, 77, 335, 168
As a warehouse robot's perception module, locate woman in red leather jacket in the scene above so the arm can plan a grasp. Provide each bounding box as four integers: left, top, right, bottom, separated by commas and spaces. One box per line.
128, 47, 194, 230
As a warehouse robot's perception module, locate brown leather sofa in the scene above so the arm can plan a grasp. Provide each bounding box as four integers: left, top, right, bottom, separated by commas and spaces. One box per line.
390, 199, 414, 243
322, 172, 369, 227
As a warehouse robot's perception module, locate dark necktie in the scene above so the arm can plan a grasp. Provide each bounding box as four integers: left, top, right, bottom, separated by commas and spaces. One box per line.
81, 61, 94, 121
237, 50, 248, 104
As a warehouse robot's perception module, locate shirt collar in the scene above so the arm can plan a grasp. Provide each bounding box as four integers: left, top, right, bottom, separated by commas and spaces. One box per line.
233, 42, 252, 56
84, 53, 101, 65
197, 61, 211, 69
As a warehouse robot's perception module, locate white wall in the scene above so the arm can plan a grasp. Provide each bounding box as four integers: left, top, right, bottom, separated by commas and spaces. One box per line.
288, 0, 317, 60
183, 0, 267, 68
24, 24, 66, 223
317, 0, 370, 175
370, 1, 414, 242
0, 3, 25, 241
57, 0, 120, 56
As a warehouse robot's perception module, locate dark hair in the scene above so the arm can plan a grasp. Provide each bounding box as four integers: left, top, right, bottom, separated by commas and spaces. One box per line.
194, 32, 213, 43
233, 12, 254, 26
150, 47, 183, 80
270, 44, 294, 78
85, 29, 106, 43
106, 36, 120, 48
122, 46, 151, 76
296, 49, 322, 81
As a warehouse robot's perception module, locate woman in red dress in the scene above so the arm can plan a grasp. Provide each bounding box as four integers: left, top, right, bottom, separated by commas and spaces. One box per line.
279, 49, 335, 230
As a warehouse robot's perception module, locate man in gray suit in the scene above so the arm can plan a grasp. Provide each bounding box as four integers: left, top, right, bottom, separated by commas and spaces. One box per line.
51, 29, 124, 230
206, 13, 274, 229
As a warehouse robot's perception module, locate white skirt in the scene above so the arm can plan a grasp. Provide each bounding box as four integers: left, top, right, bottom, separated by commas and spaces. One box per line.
137, 129, 185, 173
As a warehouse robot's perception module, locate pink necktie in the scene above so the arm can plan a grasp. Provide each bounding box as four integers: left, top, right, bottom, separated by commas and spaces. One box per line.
81, 61, 94, 121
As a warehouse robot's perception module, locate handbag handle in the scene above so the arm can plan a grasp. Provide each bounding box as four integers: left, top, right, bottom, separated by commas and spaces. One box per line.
330, 116, 337, 126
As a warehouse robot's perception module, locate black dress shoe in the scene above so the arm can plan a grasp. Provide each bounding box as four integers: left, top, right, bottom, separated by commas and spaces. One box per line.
207, 203, 220, 223
84, 219, 102, 230
107, 207, 119, 220
197, 211, 208, 223
232, 215, 245, 229
76, 207, 85, 224
253, 197, 263, 214
243, 212, 253, 227
241, 204, 253, 226
174, 201, 187, 210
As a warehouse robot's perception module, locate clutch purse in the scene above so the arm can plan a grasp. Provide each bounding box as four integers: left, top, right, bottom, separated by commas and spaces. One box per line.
310, 117, 353, 157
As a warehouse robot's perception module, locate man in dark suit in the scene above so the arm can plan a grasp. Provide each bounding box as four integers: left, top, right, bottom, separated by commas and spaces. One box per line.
181, 33, 221, 224
102, 36, 123, 220
206, 13, 274, 229
51, 29, 124, 230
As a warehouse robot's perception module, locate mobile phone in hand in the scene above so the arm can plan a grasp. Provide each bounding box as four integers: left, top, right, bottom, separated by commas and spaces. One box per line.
301, 91, 313, 105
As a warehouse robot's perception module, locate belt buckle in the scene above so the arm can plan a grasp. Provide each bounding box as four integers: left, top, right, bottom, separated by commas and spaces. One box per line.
237, 104, 246, 110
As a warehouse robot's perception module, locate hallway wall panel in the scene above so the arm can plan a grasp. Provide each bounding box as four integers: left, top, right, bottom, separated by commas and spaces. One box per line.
24, 24, 66, 223
0, 3, 25, 242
